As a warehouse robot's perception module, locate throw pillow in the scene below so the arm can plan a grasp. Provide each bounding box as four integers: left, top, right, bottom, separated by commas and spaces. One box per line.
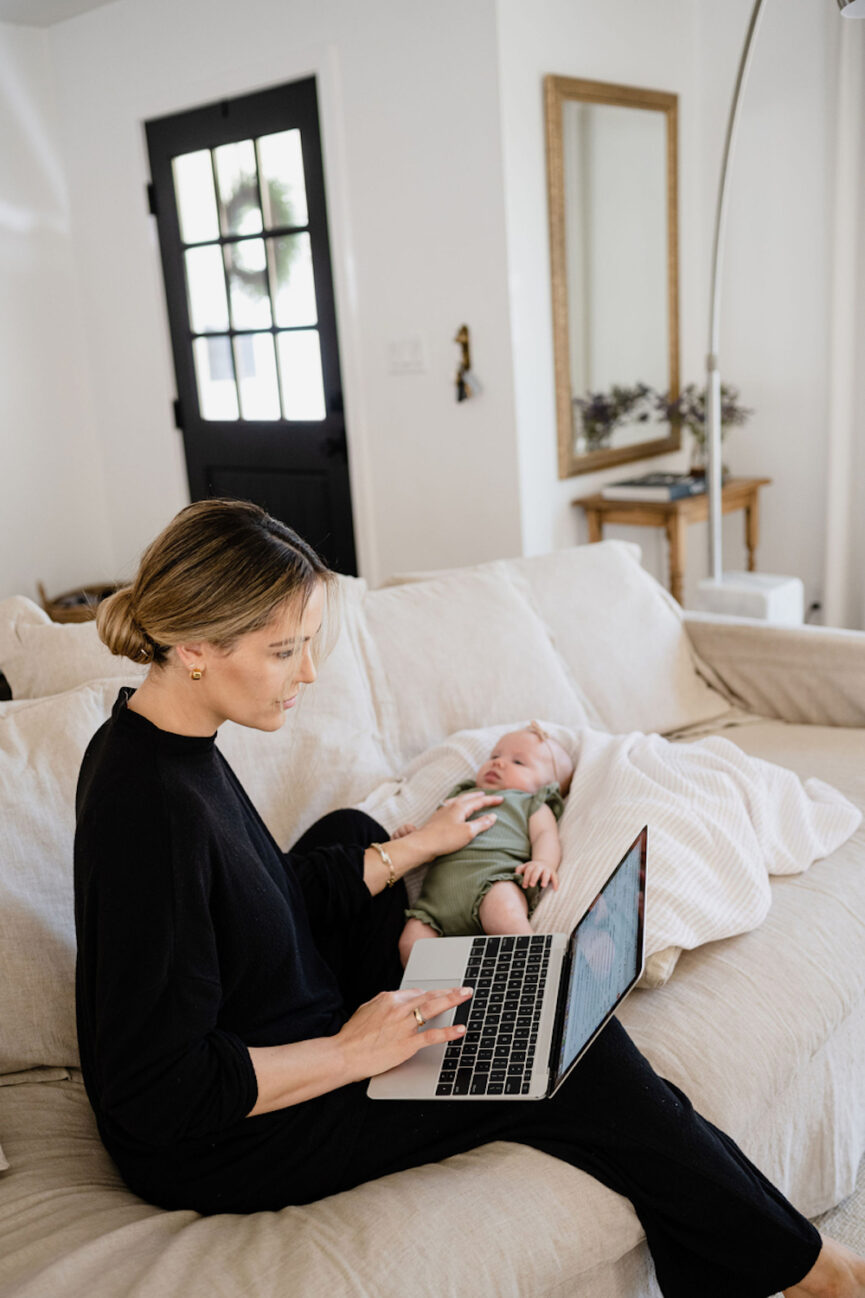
0, 596, 145, 698
363, 565, 594, 766
0, 681, 119, 1073
382, 542, 732, 736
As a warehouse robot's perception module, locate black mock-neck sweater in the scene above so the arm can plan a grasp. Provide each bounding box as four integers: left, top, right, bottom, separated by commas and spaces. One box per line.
73, 689, 364, 1165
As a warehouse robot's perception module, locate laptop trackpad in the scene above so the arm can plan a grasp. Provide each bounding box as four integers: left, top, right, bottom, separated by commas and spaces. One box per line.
402, 935, 474, 985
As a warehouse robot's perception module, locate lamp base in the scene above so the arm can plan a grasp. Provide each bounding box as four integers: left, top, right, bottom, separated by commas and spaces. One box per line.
692, 572, 804, 625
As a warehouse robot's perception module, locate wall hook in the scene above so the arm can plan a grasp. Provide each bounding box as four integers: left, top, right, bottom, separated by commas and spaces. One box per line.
454, 324, 481, 401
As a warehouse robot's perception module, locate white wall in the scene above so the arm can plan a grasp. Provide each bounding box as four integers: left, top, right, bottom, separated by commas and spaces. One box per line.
0, 21, 112, 602
45, 0, 522, 585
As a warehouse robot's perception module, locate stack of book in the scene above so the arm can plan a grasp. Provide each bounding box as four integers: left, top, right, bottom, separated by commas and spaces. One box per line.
600, 472, 707, 502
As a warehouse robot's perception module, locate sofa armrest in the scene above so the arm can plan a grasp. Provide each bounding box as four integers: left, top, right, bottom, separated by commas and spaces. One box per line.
684, 612, 865, 726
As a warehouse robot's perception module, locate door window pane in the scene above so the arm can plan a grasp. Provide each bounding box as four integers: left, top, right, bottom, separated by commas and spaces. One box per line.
225, 238, 272, 330
269, 232, 317, 328
258, 129, 308, 228
276, 329, 326, 421
235, 333, 281, 420
214, 140, 263, 236
193, 336, 239, 420
173, 150, 220, 244
185, 244, 230, 333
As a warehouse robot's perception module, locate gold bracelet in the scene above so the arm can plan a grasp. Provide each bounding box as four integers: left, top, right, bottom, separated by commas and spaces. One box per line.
369, 842, 396, 888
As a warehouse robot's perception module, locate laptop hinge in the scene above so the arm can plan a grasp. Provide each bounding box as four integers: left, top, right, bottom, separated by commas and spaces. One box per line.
546, 939, 574, 1089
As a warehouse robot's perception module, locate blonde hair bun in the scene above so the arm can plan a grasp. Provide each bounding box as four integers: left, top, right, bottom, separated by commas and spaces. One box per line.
96, 587, 155, 664
95, 499, 332, 670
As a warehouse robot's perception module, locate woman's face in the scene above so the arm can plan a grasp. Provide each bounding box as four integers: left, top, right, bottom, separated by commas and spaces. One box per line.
193, 581, 325, 732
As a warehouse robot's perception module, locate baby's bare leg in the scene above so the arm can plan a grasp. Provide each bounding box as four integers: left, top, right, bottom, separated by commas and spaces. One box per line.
478, 881, 533, 936
399, 917, 440, 967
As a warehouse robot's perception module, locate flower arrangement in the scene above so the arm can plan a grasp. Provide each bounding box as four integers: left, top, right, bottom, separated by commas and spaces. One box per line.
657, 382, 753, 469
572, 382, 654, 449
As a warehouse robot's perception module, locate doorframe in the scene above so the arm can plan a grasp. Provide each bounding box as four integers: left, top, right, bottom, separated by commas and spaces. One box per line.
134, 42, 379, 582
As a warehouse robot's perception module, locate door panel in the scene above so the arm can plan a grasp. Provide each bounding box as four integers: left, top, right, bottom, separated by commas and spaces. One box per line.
146, 77, 357, 573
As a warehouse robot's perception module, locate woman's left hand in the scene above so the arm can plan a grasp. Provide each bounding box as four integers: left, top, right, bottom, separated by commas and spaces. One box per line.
411, 789, 504, 860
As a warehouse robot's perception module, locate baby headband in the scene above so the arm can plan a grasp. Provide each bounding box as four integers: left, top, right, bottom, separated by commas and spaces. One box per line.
526, 720, 569, 791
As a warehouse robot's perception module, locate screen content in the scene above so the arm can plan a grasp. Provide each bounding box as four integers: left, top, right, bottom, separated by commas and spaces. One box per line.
556, 835, 645, 1083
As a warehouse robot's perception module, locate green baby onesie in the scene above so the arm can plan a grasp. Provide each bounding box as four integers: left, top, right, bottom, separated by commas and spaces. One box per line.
405, 779, 565, 937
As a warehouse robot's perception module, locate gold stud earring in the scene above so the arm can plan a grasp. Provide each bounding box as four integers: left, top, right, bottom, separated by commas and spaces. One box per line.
190, 667, 203, 681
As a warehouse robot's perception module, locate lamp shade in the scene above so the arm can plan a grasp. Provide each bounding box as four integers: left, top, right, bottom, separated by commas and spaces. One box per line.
838, 0, 865, 15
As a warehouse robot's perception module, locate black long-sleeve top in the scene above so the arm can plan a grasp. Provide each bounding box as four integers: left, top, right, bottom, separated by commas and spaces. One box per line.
73, 688, 368, 1164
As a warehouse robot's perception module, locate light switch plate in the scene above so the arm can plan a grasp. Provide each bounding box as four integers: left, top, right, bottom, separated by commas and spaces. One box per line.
387, 335, 428, 375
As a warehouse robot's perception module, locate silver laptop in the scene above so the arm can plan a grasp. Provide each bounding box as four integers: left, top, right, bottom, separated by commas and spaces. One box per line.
369, 826, 647, 1101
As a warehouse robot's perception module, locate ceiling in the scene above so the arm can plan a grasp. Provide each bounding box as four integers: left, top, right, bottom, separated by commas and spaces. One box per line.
0, 0, 117, 26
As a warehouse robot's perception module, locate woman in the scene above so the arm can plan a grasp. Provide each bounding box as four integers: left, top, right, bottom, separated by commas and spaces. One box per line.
74, 498, 865, 1298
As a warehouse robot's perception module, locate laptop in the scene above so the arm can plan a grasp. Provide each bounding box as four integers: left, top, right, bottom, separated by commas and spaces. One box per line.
368, 825, 647, 1101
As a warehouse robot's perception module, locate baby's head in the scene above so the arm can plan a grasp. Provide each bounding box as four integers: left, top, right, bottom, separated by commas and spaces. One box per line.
475, 723, 574, 797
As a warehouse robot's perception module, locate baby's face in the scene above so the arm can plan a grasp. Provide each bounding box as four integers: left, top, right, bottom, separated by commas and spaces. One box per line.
475, 731, 556, 795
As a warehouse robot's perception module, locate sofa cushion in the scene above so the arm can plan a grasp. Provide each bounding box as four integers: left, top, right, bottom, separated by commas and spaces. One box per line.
363, 565, 594, 765
620, 721, 865, 1214
0, 1073, 644, 1298
0, 597, 146, 699
384, 541, 731, 736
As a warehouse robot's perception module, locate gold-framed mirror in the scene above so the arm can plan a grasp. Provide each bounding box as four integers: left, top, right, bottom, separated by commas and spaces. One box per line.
544, 76, 680, 478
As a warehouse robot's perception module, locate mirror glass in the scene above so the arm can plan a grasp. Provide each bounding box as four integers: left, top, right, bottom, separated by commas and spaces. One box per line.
545, 77, 680, 477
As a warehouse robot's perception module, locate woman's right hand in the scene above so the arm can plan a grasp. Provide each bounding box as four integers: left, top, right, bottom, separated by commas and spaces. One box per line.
337, 986, 473, 1081
411, 789, 503, 860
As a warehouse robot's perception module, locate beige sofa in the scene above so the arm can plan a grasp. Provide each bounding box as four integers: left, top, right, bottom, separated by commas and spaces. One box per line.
1, 540, 864, 1298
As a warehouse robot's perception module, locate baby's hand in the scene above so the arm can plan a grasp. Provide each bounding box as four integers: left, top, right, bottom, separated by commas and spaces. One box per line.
514, 861, 559, 891
392, 823, 417, 839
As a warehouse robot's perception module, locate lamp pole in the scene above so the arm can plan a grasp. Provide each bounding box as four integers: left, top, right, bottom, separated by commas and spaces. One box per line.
705, 0, 767, 583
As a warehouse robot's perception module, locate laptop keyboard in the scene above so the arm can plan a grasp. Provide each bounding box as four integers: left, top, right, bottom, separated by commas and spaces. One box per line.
435, 933, 552, 1097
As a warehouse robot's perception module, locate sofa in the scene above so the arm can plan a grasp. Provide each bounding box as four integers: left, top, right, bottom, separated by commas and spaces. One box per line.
1, 539, 864, 1298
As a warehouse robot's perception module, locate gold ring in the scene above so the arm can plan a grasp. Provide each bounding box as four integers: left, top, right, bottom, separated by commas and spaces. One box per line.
413, 1007, 426, 1027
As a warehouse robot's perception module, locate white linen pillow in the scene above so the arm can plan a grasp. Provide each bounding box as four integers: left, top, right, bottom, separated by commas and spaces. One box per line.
382, 542, 731, 736
363, 565, 595, 766
0, 596, 146, 698
503, 544, 730, 734
0, 680, 120, 1073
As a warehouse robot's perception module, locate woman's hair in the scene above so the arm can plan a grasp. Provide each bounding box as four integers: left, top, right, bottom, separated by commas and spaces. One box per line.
97, 499, 334, 667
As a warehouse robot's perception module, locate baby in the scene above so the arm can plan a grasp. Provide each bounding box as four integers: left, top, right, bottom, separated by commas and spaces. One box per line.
397, 723, 574, 965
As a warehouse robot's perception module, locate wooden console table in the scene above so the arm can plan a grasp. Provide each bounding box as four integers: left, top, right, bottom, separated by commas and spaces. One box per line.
573, 476, 771, 604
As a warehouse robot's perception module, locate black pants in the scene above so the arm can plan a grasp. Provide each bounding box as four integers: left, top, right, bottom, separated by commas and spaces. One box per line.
295, 811, 822, 1298
159, 811, 822, 1297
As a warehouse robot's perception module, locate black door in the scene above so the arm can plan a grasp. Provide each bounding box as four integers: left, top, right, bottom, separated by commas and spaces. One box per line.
145, 77, 356, 573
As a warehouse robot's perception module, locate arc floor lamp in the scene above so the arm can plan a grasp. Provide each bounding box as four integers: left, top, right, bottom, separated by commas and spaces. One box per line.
696, 0, 865, 619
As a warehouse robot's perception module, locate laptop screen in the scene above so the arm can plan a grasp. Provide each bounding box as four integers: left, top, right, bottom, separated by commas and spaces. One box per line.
553, 828, 647, 1089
